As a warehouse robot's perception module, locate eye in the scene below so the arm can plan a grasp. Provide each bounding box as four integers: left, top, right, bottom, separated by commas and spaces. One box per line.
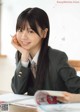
18, 28, 23, 32
28, 30, 34, 33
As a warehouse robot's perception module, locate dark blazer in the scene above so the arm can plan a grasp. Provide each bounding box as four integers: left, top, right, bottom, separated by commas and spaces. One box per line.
11, 47, 80, 95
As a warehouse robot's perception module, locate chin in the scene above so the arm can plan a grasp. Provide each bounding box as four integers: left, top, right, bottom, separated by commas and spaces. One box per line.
23, 46, 30, 50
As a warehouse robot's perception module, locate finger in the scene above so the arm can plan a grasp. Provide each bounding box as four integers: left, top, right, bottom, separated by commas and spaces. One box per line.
11, 35, 20, 46
11, 38, 21, 50
57, 97, 65, 103
57, 97, 68, 103
63, 92, 71, 96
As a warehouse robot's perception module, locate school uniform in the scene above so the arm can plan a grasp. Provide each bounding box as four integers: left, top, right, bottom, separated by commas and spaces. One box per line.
11, 47, 80, 95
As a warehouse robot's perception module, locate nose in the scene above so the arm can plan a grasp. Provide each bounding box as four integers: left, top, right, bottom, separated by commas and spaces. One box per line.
21, 30, 28, 40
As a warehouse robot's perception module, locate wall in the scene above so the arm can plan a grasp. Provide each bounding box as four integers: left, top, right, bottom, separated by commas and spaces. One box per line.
0, 0, 80, 92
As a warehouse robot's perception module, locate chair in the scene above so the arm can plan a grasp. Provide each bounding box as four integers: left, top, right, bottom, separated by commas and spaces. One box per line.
68, 60, 80, 71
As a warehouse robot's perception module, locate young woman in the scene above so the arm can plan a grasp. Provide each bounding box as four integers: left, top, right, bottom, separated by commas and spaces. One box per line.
11, 7, 80, 98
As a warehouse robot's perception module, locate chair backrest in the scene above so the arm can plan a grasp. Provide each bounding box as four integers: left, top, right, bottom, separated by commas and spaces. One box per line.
68, 60, 80, 71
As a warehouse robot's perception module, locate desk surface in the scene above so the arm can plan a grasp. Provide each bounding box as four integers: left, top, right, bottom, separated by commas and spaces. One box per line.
9, 104, 38, 112
0, 91, 38, 112
1, 91, 80, 112
9, 103, 80, 112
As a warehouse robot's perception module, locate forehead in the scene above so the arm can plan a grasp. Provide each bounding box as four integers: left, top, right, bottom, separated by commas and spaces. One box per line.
26, 22, 31, 28
22, 21, 41, 30
18, 21, 30, 30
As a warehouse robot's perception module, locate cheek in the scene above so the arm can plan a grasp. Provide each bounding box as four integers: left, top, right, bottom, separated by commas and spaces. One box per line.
16, 34, 21, 44
33, 35, 41, 41
34, 37, 42, 44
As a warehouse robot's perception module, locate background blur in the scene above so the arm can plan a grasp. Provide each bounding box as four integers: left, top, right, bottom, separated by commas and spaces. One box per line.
0, 0, 80, 92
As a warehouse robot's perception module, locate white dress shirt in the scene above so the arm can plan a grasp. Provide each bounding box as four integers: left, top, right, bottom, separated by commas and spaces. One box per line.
21, 50, 40, 68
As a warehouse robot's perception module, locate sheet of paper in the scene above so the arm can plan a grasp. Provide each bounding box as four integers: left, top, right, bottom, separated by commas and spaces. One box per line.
39, 103, 80, 112
0, 93, 32, 103
11, 97, 36, 108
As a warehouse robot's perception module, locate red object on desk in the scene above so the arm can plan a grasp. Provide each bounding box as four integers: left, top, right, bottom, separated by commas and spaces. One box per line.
47, 95, 58, 104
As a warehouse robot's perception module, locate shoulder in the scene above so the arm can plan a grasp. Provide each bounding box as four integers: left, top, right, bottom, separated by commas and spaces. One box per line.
48, 46, 67, 57
48, 46, 68, 60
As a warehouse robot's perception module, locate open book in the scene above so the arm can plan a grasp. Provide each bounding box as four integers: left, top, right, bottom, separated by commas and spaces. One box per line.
34, 90, 64, 105
11, 90, 64, 107
10, 90, 64, 112
0, 93, 33, 111
34, 90, 80, 112
11, 90, 65, 112
1, 91, 80, 112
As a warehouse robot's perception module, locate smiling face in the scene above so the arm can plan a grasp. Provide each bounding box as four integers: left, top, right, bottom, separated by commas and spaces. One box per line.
16, 22, 46, 56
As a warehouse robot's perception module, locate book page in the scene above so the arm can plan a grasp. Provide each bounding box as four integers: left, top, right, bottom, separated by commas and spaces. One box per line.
34, 90, 64, 105
0, 93, 30, 103
11, 97, 36, 108
39, 90, 64, 96
35, 90, 80, 112
38, 103, 80, 112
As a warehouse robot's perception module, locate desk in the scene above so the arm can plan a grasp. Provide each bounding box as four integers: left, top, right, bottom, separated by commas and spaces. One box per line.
0, 91, 38, 112
9, 104, 38, 112
1, 91, 80, 112
9, 103, 80, 112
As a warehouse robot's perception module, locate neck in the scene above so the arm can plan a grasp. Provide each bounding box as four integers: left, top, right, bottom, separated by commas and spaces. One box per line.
29, 47, 41, 59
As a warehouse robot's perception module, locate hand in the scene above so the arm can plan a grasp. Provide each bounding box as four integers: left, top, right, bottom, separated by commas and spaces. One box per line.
57, 92, 79, 103
11, 34, 30, 62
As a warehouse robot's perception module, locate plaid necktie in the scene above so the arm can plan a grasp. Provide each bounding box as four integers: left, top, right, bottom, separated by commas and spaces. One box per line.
31, 61, 37, 78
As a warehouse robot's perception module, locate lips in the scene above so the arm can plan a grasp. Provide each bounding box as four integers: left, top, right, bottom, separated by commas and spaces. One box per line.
22, 41, 31, 45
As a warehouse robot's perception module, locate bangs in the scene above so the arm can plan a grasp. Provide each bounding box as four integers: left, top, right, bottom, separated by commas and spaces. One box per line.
27, 15, 40, 36
16, 15, 28, 31
16, 10, 40, 36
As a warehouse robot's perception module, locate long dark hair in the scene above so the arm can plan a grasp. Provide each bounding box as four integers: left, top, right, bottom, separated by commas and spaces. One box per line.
16, 7, 50, 92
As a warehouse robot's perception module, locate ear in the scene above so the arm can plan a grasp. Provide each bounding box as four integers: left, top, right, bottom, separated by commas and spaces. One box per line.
43, 28, 48, 38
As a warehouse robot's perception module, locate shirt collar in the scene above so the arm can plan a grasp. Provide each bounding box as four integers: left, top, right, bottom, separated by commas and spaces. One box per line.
30, 50, 40, 65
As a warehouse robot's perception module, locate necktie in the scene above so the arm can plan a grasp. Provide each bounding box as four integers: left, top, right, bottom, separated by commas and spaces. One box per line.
31, 61, 37, 78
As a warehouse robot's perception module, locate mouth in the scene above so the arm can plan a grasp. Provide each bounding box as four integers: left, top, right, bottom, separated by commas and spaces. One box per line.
22, 42, 31, 46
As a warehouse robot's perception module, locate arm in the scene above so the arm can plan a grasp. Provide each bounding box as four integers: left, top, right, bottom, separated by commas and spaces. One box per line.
11, 61, 31, 94
57, 92, 80, 103
57, 52, 80, 93
11, 34, 31, 94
